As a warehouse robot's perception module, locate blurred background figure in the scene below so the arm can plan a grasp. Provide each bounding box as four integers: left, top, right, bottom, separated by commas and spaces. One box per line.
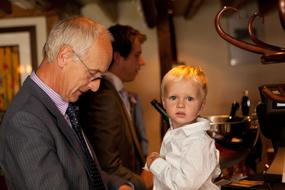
78, 24, 152, 189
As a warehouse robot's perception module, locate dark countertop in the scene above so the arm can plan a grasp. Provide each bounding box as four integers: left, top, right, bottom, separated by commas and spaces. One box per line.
221, 174, 285, 190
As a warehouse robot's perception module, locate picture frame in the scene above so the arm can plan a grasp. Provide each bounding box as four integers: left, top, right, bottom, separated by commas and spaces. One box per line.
0, 16, 47, 82
0, 27, 34, 83
0, 17, 47, 111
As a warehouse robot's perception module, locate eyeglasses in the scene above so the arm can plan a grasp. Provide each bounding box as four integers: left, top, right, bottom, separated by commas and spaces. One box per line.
72, 49, 103, 81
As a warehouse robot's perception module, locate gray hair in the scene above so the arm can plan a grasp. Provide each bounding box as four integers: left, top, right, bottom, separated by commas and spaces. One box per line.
43, 16, 112, 62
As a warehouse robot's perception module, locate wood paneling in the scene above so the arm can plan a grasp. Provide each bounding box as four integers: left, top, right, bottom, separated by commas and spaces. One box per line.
0, 0, 11, 15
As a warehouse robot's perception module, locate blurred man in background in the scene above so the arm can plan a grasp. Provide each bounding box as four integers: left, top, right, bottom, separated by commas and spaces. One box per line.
78, 24, 152, 190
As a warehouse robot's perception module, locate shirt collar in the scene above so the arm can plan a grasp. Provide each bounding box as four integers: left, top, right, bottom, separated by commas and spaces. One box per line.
30, 72, 68, 116
170, 117, 210, 136
103, 71, 124, 92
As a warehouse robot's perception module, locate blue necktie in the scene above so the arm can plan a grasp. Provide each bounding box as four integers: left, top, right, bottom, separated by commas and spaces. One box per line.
66, 104, 106, 190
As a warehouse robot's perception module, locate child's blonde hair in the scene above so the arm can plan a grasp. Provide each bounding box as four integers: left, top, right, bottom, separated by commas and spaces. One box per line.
161, 65, 208, 98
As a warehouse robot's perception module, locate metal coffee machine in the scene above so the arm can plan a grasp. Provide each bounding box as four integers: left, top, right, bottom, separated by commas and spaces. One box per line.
256, 83, 285, 183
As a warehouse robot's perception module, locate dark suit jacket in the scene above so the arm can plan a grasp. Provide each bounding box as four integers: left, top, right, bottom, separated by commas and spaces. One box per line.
0, 77, 126, 190
129, 93, 148, 157
78, 78, 146, 190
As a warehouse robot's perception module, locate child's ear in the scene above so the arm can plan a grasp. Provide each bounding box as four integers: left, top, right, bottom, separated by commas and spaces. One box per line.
199, 98, 207, 113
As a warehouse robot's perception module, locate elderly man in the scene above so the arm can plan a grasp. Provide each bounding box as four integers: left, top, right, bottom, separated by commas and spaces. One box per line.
0, 16, 131, 190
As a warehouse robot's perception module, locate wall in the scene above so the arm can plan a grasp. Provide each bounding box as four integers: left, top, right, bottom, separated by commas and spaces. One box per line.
84, 0, 285, 154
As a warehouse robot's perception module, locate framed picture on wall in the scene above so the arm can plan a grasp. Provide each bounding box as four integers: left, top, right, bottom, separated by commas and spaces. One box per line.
0, 17, 47, 111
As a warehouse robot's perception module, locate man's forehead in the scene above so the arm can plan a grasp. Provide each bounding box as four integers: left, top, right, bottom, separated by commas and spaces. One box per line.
89, 37, 112, 71
131, 39, 142, 52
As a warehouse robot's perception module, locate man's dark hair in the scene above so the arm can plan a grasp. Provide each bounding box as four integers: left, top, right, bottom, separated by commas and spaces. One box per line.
108, 24, 146, 66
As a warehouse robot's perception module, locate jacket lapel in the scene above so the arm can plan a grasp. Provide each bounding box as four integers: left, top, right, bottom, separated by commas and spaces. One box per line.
25, 78, 92, 177
106, 81, 146, 164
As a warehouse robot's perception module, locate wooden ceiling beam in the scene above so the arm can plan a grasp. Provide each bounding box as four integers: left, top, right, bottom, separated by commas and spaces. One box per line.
96, 0, 118, 23
257, 0, 278, 15
184, 0, 205, 19
140, 0, 158, 28
219, 0, 249, 8
0, 0, 12, 14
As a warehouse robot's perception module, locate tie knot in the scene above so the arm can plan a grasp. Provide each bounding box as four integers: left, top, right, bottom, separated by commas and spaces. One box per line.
66, 103, 78, 115
66, 104, 80, 130
67, 103, 74, 112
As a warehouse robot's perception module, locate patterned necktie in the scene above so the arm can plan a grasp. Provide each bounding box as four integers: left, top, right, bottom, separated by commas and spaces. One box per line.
66, 104, 106, 190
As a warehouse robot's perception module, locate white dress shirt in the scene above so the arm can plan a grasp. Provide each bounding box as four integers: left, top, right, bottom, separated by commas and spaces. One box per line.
150, 117, 221, 190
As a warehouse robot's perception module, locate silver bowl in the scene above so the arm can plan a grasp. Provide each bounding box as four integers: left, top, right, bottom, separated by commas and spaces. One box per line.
205, 115, 252, 149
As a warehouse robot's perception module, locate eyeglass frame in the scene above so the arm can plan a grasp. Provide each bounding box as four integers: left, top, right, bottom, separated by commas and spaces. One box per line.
72, 49, 103, 81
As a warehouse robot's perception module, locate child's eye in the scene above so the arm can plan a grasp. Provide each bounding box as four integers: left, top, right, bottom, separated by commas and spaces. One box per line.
187, 97, 193, 101
169, 96, 176, 100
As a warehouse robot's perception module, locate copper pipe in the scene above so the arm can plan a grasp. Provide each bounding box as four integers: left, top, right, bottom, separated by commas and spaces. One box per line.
215, 6, 276, 55
261, 52, 285, 64
248, 12, 285, 51
262, 86, 285, 103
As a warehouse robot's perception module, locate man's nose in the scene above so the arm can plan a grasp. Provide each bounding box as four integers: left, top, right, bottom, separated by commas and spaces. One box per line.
139, 57, 145, 66
88, 80, 101, 92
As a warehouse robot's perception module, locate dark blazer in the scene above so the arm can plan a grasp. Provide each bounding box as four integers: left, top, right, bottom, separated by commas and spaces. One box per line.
78, 78, 146, 190
0, 77, 125, 190
129, 93, 148, 157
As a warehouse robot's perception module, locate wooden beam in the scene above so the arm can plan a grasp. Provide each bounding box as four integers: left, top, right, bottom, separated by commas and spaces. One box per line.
219, 0, 249, 8
184, 0, 205, 19
0, 0, 12, 14
156, 19, 173, 77
97, 0, 118, 23
140, 0, 158, 28
156, 0, 178, 138
257, 0, 278, 15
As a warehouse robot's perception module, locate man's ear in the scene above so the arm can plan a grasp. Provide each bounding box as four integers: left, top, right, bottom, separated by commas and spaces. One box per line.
57, 46, 73, 68
113, 51, 121, 64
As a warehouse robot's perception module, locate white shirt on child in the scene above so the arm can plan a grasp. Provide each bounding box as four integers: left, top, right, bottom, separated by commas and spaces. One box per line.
150, 117, 221, 190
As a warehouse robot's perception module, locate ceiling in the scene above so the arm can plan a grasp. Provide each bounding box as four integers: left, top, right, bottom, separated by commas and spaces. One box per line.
0, 0, 279, 28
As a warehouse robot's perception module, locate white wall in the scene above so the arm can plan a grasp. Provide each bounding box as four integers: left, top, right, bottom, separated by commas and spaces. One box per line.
82, 1, 285, 153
